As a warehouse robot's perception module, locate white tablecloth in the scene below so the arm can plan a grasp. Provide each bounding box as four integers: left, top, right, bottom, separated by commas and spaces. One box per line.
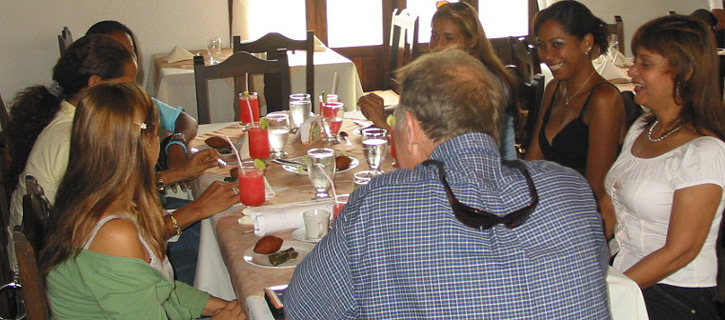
147, 48, 364, 123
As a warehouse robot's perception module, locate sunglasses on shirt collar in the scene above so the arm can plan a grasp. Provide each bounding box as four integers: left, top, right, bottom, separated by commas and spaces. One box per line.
423, 159, 538, 230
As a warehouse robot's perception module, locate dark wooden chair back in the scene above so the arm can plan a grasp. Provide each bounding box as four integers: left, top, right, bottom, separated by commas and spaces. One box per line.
509, 36, 541, 83
232, 31, 314, 112
21, 176, 51, 259
605, 15, 625, 55
12, 230, 50, 320
57, 26, 73, 56
194, 49, 291, 124
521, 73, 546, 153
388, 8, 419, 90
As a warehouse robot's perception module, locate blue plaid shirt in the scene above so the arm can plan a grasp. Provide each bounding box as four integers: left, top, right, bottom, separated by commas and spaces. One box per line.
285, 133, 609, 319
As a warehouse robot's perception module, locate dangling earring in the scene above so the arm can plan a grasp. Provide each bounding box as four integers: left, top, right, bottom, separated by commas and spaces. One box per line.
675, 81, 682, 104
586, 47, 592, 55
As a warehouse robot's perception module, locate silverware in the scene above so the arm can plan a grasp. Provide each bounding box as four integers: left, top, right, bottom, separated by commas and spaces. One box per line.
352, 120, 372, 127
272, 158, 306, 168
339, 131, 353, 146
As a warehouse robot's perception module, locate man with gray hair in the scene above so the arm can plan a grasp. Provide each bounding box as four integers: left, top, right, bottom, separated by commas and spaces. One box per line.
285, 50, 609, 319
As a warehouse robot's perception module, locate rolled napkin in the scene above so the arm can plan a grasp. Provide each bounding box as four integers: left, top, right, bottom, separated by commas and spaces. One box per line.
240, 199, 333, 236
246, 295, 276, 320
165, 45, 194, 63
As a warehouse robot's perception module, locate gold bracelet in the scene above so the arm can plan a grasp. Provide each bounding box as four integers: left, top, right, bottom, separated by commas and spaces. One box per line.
167, 212, 182, 236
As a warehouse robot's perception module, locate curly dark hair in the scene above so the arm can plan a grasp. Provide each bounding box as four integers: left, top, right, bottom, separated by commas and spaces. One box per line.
533, 0, 610, 58
7, 34, 133, 190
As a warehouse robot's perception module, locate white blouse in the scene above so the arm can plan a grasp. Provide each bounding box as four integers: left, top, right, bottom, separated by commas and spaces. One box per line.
605, 117, 725, 288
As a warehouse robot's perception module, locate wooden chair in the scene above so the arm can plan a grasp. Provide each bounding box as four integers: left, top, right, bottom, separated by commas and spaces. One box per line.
12, 230, 50, 320
57, 26, 73, 56
232, 31, 314, 112
521, 73, 546, 154
387, 8, 419, 90
193, 49, 291, 124
605, 15, 625, 55
21, 176, 51, 260
509, 36, 541, 83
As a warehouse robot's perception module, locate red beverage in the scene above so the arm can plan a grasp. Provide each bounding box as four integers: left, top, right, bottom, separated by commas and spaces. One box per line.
318, 94, 338, 113
247, 125, 270, 159
389, 130, 397, 160
239, 92, 260, 124
328, 119, 343, 135
239, 170, 265, 206
332, 194, 349, 221
322, 102, 344, 136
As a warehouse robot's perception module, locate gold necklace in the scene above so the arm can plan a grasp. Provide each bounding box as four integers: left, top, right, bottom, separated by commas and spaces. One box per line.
563, 70, 596, 106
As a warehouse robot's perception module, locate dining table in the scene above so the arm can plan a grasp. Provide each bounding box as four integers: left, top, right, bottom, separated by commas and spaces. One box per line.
146, 46, 364, 123
187, 111, 649, 320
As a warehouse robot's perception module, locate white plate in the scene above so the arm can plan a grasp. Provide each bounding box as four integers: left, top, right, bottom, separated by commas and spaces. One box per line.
292, 227, 322, 243
243, 240, 314, 269
282, 156, 359, 175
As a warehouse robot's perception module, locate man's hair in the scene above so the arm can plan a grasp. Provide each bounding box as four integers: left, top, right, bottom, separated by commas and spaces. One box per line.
394, 49, 504, 143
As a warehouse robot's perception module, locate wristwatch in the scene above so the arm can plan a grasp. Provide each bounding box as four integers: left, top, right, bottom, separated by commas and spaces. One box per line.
156, 171, 166, 192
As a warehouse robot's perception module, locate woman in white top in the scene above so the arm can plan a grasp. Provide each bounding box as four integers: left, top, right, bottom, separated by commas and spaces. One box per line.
40, 83, 244, 319
603, 15, 725, 319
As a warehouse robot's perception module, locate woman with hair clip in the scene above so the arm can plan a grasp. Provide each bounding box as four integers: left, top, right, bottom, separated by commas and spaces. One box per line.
358, 0, 519, 160
525, 0, 627, 228
603, 15, 725, 319
40, 82, 244, 319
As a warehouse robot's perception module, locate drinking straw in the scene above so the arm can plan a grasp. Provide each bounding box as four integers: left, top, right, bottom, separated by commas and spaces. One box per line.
223, 135, 244, 173
314, 163, 337, 199
331, 72, 339, 95
242, 91, 254, 124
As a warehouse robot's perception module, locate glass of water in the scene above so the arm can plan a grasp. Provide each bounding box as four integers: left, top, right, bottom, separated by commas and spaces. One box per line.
266, 112, 290, 159
307, 148, 336, 199
206, 36, 222, 64
289, 93, 311, 131
362, 128, 388, 173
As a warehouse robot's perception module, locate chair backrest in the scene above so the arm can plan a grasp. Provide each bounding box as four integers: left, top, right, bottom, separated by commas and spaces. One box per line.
232, 31, 314, 111
12, 230, 50, 320
193, 49, 291, 124
21, 176, 51, 258
522, 73, 546, 152
620, 91, 643, 128
57, 26, 73, 56
388, 8, 419, 90
509, 36, 540, 83
605, 15, 625, 55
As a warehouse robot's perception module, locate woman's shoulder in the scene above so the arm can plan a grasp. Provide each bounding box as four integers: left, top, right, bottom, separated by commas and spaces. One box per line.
87, 216, 148, 261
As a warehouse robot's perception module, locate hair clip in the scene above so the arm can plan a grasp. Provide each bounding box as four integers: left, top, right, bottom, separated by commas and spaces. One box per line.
134, 121, 147, 130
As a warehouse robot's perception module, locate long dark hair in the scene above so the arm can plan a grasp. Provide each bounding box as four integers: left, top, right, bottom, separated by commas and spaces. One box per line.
86, 20, 144, 83
533, 0, 609, 58
7, 35, 133, 189
632, 15, 725, 141
40, 83, 164, 274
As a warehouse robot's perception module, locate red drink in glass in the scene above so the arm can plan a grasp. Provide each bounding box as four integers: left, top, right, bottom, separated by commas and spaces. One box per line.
247, 125, 270, 159
333, 194, 349, 221
321, 102, 344, 136
239, 165, 265, 206
318, 93, 338, 114
239, 92, 260, 124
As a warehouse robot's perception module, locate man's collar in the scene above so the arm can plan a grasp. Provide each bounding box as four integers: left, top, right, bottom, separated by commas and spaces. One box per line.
428, 132, 499, 162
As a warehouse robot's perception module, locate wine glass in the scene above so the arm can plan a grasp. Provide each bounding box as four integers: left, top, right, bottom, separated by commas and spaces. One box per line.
289, 93, 312, 131
266, 112, 290, 159
362, 128, 388, 173
206, 37, 222, 64
321, 101, 344, 144
307, 148, 336, 199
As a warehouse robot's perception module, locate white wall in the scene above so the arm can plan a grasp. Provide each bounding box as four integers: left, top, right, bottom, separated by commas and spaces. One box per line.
574, 0, 714, 57
0, 0, 228, 106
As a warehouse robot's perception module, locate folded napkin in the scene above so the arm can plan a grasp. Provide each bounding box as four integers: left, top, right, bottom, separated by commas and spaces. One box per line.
239, 200, 333, 236
606, 48, 629, 68
313, 35, 327, 52
593, 55, 629, 81
292, 115, 326, 145
165, 45, 194, 63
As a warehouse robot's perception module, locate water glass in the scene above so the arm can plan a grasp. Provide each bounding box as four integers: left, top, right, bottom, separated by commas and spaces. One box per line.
321, 102, 344, 144
206, 36, 222, 64
266, 112, 290, 159
353, 170, 379, 190
362, 128, 388, 173
307, 148, 336, 199
289, 93, 312, 130
238, 160, 265, 207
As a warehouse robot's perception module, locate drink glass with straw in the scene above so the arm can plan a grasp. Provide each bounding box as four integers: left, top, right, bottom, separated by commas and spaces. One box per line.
321, 102, 344, 144
223, 136, 265, 207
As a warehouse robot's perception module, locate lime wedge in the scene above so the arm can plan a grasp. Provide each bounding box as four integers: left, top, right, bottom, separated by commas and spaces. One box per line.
386, 114, 396, 127
253, 158, 267, 170
259, 117, 269, 130
321, 91, 328, 104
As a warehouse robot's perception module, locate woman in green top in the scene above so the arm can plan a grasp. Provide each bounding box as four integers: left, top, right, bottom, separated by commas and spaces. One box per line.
39, 82, 244, 319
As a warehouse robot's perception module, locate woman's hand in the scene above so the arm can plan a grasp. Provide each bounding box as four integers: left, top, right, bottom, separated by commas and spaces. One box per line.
189, 181, 240, 220
210, 300, 245, 320
358, 93, 390, 130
